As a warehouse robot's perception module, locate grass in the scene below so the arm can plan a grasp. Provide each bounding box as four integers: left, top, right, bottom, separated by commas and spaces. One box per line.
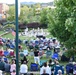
2, 31, 36, 40
2, 32, 14, 39
0, 31, 5, 34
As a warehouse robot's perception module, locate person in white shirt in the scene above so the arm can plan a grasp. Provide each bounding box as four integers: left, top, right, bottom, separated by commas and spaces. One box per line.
57, 70, 62, 75
20, 61, 28, 75
40, 62, 51, 75
0, 70, 2, 75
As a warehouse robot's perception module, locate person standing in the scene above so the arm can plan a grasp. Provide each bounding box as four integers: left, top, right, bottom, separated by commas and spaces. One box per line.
0, 59, 5, 71
34, 49, 40, 65
10, 60, 16, 73
5, 61, 10, 73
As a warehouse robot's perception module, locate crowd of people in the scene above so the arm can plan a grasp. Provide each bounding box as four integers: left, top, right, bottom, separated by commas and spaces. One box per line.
0, 36, 75, 75
21, 27, 49, 37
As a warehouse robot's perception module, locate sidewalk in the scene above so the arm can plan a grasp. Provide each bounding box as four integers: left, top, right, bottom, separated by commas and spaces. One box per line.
0, 31, 10, 37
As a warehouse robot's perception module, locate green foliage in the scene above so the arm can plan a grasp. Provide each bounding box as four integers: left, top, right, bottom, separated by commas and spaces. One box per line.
7, 5, 40, 23
40, 8, 48, 28
65, 49, 76, 58
19, 5, 41, 23
48, 0, 76, 57
7, 6, 15, 21
19, 5, 29, 23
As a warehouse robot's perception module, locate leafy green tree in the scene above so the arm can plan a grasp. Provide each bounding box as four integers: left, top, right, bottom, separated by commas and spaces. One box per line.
27, 7, 40, 23
48, 0, 76, 57
7, 6, 15, 21
19, 5, 40, 23
40, 8, 48, 28
19, 5, 29, 23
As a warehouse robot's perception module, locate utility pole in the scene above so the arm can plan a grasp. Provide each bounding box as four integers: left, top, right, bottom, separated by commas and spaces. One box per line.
15, 0, 19, 75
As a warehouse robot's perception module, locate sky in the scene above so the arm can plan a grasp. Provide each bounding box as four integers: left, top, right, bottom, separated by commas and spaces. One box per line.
0, 0, 54, 4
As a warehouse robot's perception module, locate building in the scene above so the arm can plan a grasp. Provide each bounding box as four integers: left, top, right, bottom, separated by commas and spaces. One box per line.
0, 3, 9, 20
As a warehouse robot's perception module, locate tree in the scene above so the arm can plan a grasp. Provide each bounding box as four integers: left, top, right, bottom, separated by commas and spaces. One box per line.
40, 8, 48, 28
19, 5, 40, 23
7, 6, 15, 21
19, 5, 29, 23
48, 0, 76, 57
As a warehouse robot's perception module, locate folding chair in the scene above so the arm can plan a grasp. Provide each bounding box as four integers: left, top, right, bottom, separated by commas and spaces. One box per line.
10, 44, 15, 49
46, 50, 52, 58
39, 51, 44, 57
66, 64, 73, 74
4, 51, 9, 56
9, 51, 14, 57
40, 60, 47, 67
23, 50, 28, 56
4, 57, 8, 62
54, 65, 64, 75
30, 63, 39, 71
52, 53, 59, 59
29, 51, 34, 56
0, 50, 4, 56
19, 52, 24, 57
